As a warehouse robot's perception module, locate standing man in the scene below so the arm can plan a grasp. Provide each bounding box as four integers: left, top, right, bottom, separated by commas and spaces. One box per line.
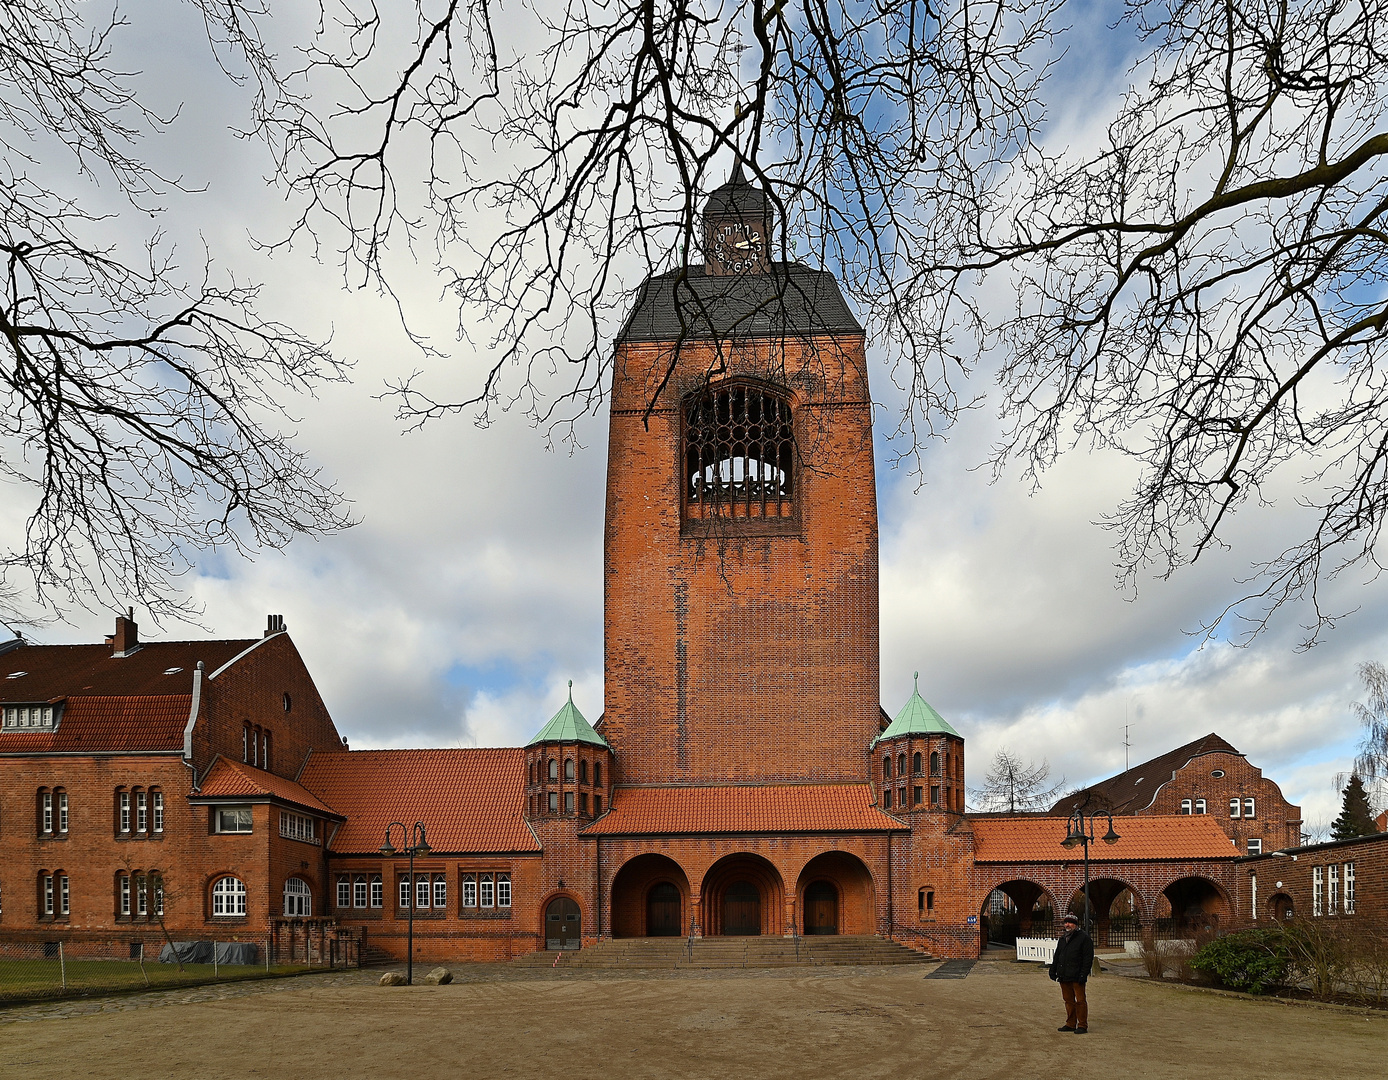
1049, 913, 1095, 1033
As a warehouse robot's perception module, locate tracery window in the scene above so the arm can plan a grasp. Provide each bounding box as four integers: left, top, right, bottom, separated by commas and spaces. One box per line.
684, 384, 794, 521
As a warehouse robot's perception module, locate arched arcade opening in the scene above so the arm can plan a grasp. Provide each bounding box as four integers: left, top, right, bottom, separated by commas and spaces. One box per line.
702, 853, 784, 937
1156, 877, 1229, 931
981, 880, 1055, 946
795, 852, 874, 936
610, 854, 692, 938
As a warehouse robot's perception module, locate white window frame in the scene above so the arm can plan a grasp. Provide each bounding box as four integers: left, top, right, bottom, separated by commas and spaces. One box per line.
59, 874, 69, 915
338, 877, 351, 909
1229, 798, 1241, 818
136, 791, 147, 833
58, 791, 68, 833
215, 807, 254, 834
1247, 838, 1262, 855
370, 876, 383, 908
283, 877, 311, 917
433, 877, 447, 909
279, 811, 317, 844
212, 875, 247, 917
1195, 798, 1207, 815
1180, 799, 1192, 814
1243, 798, 1256, 818
42, 791, 53, 833
462, 874, 477, 908
415, 876, 430, 911
43, 874, 54, 915
120, 875, 131, 915
497, 874, 511, 908
1328, 864, 1338, 914
153, 877, 163, 916
480, 873, 494, 909
399, 877, 411, 908
242, 727, 248, 763
137, 875, 148, 916
152, 791, 163, 833
354, 876, 368, 908
1345, 863, 1356, 914
1313, 866, 1323, 916
119, 792, 131, 833
1250, 874, 1257, 918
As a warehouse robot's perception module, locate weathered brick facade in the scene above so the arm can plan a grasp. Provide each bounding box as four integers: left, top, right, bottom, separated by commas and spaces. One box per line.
1242, 832, 1388, 923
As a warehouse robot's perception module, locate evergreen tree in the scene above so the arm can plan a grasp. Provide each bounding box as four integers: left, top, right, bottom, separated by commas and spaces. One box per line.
1330, 775, 1378, 841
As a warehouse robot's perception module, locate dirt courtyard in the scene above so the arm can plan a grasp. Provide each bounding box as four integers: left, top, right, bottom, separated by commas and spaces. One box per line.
3, 959, 1383, 1079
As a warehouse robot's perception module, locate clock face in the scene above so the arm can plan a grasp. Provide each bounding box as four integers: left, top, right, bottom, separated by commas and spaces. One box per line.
711, 222, 765, 273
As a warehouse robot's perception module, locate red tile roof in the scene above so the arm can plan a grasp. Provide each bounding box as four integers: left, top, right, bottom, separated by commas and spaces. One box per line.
193, 757, 341, 816
971, 815, 1239, 863
0, 640, 256, 700
0, 695, 192, 753
297, 749, 540, 854
582, 784, 904, 835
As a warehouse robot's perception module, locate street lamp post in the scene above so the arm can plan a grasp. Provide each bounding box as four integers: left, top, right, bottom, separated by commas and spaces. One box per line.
380, 820, 431, 985
1061, 810, 1121, 937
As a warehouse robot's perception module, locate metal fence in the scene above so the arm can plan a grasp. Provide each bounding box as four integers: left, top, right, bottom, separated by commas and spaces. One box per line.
0, 925, 363, 1005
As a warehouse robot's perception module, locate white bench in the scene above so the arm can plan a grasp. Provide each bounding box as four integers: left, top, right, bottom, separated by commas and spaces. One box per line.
1015, 937, 1057, 963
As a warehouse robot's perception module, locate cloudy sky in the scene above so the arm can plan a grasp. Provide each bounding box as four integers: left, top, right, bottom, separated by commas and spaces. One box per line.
5, 0, 1383, 833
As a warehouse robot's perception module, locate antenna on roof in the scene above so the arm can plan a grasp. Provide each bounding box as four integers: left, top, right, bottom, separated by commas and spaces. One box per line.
1124, 720, 1132, 771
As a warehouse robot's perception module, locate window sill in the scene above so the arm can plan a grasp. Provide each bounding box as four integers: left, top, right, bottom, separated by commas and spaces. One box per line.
460, 910, 513, 920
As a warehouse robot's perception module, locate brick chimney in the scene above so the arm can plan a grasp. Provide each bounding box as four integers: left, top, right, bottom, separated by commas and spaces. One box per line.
112, 608, 138, 656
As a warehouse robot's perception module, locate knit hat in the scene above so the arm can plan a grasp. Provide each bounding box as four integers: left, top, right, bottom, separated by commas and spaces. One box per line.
1063, 914, 1080, 924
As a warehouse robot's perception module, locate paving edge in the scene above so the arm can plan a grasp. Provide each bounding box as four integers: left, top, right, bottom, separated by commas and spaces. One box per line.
1129, 975, 1388, 1018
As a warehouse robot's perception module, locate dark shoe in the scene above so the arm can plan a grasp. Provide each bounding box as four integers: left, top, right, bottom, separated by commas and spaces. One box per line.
1057, 1026, 1074, 1032
1074, 1027, 1088, 1034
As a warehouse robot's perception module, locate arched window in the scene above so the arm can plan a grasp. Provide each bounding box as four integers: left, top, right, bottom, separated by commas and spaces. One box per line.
897, 753, 907, 777
212, 876, 247, 917
283, 877, 311, 916
564, 759, 575, 781
1195, 798, 1207, 815
883, 755, 892, 779
684, 384, 794, 520
912, 752, 922, 775
548, 758, 558, 781
930, 751, 940, 776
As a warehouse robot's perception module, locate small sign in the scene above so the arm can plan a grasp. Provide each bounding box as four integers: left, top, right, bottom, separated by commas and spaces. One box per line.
966, 915, 978, 925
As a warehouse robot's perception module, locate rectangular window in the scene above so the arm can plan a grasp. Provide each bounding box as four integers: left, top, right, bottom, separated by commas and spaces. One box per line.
1180, 799, 1192, 814
152, 792, 163, 833
216, 808, 253, 834
120, 876, 131, 916
434, 878, 447, 909
1247, 839, 1262, 855
416, 876, 430, 911
120, 792, 131, 833
42, 792, 53, 833
882, 788, 892, 809
930, 785, 940, 806
136, 876, 148, 916
462, 875, 477, 908
279, 812, 317, 843
371, 876, 383, 908
58, 792, 68, 833
1244, 798, 1256, 818
43, 875, 54, 915
1345, 863, 1356, 914
497, 874, 511, 908
1229, 799, 1241, 818
242, 727, 248, 763
136, 791, 147, 832
250, 728, 258, 767
153, 877, 163, 916
1328, 864, 1338, 914
480, 874, 494, 908
913, 786, 923, 805
898, 786, 906, 808
564, 791, 574, 813
1250, 874, 1257, 919
548, 791, 558, 812
580, 792, 588, 814
1313, 866, 1323, 916
594, 763, 602, 786
338, 878, 351, 909
594, 794, 602, 815
354, 876, 368, 908
262, 733, 271, 772
399, 877, 411, 908
1195, 799, 1207, 815
59, 875, 69, 916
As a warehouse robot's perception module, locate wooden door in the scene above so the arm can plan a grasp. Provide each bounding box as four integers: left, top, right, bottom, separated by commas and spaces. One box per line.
722, 880, 760, 935
546, 897, 582, 950
804, 880, 838, 935
647, 882, 681, 936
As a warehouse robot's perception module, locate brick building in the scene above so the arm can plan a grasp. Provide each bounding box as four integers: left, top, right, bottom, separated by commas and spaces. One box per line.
1054, 733, 1303, 855
1241, 831, 1388, 923
2, 172, 1259, 962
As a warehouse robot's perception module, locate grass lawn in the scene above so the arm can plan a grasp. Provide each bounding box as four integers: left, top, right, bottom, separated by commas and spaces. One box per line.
0, 959, 310, 1001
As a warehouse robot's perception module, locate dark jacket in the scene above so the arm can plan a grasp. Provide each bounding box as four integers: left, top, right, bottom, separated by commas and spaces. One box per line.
1049, 927, 1094, 983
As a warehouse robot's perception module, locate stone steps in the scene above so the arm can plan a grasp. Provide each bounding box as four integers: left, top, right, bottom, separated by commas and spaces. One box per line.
511, 935, 935, 969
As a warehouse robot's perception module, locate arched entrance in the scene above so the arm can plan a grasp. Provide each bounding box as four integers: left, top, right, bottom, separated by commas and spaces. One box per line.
804, 881, 837, 935
981, 880, 1055, 945
1159, 877, 1229, 931
545, 896, 581, 950
1268, 892, 1294, 921
610, 853, 691, 938
1065, 878, 1142, 946
647, 882, 681, 936
796, 852, 875, 936
701, 853, 784, 937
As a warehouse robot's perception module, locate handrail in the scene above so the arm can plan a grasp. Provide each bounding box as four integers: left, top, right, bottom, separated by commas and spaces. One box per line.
687, 913, 696, 962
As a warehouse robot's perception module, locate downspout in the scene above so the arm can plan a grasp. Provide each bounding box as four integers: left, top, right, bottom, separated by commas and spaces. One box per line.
182, 662, 204, 789
886, 830, 893, 941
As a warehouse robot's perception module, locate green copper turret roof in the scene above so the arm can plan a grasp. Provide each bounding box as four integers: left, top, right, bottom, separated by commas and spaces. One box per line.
872, 673, 960, 747
525, 682, 609, 749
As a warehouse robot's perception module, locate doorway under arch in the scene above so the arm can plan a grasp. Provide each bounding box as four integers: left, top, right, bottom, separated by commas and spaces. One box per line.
545, 896, 582, 950
1267, 892, 1294, 921
980, 879, 1055, 945
796, 852, 875, 936
610, 853, 691, 938
701, 853, 784, 937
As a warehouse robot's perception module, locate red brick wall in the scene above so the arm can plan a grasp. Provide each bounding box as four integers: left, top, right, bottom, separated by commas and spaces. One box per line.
1138, 751, 1301, 853
602, 335, 880, 784
1243, 833, 1388, 923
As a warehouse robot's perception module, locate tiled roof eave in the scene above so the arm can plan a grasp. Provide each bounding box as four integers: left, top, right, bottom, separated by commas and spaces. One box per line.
579, 824, 908, 837
0, 748, 186, 757
328, 845, 544, 857
972, 854, 1241, 865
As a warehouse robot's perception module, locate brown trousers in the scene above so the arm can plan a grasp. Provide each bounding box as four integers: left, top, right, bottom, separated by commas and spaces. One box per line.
1060, 981, 1088, 1028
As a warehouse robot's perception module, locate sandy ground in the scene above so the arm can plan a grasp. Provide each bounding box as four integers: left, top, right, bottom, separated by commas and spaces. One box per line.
2, 960, 1383, 1079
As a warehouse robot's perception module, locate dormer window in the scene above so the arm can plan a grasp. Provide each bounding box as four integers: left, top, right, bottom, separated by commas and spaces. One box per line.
684, 384, 795, 526
3, 704, 59, 730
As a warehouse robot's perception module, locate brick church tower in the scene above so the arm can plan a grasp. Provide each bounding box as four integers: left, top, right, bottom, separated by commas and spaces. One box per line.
600, 167, 879, 785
